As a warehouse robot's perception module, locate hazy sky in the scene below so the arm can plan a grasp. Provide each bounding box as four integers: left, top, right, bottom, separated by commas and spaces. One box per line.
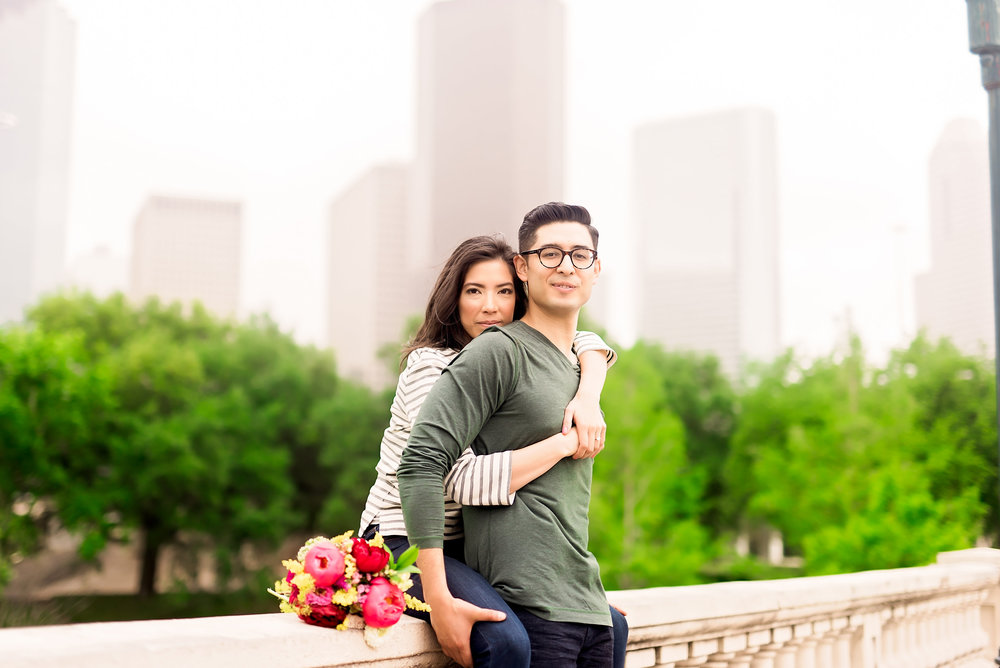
58, 0, 988, 361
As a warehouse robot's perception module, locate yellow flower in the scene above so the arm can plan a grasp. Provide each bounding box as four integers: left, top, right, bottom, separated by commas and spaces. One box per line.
291, 572, 316, 598
405, 593, 431, 612
331, 588, 358, 606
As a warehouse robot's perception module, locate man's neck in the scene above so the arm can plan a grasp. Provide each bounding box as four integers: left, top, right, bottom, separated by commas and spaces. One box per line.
520, 308, 579, 357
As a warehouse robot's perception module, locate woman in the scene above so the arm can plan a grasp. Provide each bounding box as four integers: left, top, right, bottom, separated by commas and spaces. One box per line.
358, 235, 627, 668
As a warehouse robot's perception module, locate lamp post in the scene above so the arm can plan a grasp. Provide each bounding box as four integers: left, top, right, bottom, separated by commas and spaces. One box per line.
966, 5, 1000, 662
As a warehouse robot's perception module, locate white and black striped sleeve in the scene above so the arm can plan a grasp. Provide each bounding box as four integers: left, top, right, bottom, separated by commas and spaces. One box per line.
444, 447, 515, 506
573, 330, 617, 368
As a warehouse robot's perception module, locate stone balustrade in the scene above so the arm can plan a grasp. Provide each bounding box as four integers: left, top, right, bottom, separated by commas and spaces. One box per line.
2, 548, 998, 668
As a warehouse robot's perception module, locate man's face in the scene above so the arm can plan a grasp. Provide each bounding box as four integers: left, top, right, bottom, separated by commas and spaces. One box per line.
514, 221, 601, 315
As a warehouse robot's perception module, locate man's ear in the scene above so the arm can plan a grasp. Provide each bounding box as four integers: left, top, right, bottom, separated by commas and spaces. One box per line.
513, 254, 528, 281
591, 257, 601, 281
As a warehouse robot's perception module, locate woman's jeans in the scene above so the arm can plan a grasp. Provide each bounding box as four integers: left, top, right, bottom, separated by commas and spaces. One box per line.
371, 529, 628, 668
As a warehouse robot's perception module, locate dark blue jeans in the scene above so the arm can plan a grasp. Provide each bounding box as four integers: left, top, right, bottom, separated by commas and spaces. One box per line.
510, 603, 614, 668
371, 528, 627, 668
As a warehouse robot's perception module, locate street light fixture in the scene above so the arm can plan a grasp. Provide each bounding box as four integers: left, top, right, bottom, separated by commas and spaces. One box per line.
965, 2, 1000, 662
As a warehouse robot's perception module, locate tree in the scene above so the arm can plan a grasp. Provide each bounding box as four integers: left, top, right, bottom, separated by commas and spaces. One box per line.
316, 382, 391, 532
0, 327, 116, 590
26, 294, 298, 595
590, 342, 712, 588
642, 347, 735, 532
725, 334, 991, 574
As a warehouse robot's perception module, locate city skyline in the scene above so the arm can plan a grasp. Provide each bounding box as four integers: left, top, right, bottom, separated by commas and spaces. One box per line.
130, 194, 242, 317
633, 108, 780, 377
0, 0, 75, 325
30, 0, 996, 362
916, 119, 995, 358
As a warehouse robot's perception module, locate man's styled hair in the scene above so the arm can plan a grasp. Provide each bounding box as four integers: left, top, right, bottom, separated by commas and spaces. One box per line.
518, 202, 599, 252
402, 234, 527, 364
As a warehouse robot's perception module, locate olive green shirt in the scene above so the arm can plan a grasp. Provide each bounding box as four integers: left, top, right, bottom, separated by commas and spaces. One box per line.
398, 320, 611, 626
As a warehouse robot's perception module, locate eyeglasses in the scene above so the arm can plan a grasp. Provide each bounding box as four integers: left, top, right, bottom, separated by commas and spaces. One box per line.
520, 246, 598, 270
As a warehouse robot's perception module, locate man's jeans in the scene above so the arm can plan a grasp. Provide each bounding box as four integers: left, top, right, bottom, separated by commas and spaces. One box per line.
374, 529, 627, 668
510, 603, 614, 668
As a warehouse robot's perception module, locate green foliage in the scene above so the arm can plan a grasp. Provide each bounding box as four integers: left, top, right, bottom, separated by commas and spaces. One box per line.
316, 382, 389, 531
0, 327, 116, 588
590, 343, 713, 588
637, 345, 735, 531
4, 291, 388, 596
726, 333, 993, 575
3, 288, 997, 598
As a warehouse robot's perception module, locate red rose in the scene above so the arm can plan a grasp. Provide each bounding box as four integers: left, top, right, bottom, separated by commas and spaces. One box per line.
302, 602, 348, 628
300, 589, 348, 628
352, 538, 390, 573
362, 577, 405, 628
303, 541, 346, 587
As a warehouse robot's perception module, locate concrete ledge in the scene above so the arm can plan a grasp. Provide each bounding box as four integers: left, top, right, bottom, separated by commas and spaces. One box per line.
0, 612, 453, 668
2, 549, 999, 668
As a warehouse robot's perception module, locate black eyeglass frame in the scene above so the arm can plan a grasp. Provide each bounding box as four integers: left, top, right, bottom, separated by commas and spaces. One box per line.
520, 246, 598, 270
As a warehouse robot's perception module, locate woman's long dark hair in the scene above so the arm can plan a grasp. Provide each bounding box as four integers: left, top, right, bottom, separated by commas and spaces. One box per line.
402, 235, 527, 364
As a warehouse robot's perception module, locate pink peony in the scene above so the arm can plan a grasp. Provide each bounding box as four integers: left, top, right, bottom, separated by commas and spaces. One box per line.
303, 541, 346, 587
362, 577, 405, 628
351, 538, 390, 573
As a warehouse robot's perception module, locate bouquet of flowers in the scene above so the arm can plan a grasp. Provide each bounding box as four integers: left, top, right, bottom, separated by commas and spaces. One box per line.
269, 531, 430, 647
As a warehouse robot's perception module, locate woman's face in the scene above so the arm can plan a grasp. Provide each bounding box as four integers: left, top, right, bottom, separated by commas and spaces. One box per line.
459, 258, 517, 339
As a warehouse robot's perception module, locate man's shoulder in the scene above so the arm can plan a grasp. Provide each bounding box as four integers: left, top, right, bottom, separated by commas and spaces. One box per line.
449, 327, 523, 371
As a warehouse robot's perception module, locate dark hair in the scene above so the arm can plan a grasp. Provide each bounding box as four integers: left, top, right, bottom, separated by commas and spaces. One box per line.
402, 235, 527, 363
518, 202, 598, 252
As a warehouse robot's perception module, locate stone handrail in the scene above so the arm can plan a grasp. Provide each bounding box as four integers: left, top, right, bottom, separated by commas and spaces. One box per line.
2, 548, 998, 667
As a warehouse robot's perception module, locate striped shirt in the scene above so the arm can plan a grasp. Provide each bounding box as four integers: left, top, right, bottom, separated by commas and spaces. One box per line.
358, 330, 615, 540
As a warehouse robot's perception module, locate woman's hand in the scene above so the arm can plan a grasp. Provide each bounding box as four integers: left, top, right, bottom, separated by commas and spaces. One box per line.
561, 392, 606, 459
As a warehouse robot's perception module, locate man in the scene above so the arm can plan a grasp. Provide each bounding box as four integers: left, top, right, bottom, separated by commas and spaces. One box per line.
398, 203, 615, 667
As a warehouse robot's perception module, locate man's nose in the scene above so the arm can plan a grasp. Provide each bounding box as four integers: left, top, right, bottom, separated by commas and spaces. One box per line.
557, 253, 575, 271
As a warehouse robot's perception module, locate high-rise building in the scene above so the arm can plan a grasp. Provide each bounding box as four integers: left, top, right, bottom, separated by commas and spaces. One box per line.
915, 119, 994, 357
411, 0, 565, 287
632, 108, 780, 377
327, 164, 413, 388
0, 0, 75, 325
130, 195, 242, 317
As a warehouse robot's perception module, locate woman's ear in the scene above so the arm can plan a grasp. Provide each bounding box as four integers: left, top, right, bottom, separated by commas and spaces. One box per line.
513, 254, 528, 282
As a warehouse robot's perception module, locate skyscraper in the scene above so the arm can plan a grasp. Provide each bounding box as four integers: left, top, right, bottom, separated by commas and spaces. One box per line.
915, 119, 994, 357
327, 164, 412, 388
632, 108, 780, 377
411, 0, 565, 284
0, 0, 75, 324
130, 195, 242, 317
